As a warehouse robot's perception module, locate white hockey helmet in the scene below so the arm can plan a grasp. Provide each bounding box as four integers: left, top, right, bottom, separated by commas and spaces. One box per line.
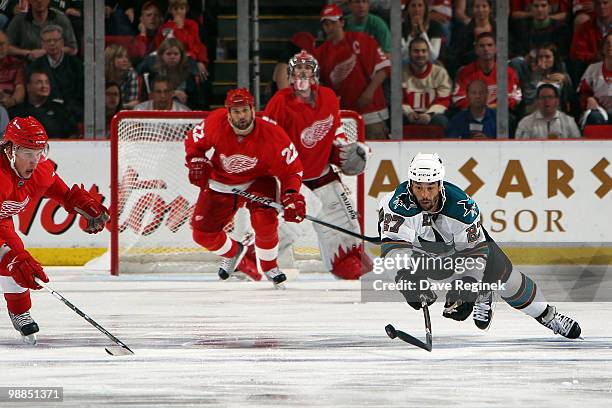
407, 153, 445, 185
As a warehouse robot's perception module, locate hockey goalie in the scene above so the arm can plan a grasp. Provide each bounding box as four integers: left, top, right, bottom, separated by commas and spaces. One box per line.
237, 50, 373, 280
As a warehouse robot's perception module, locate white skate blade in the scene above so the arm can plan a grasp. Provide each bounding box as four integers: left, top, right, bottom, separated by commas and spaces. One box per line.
105, 346, 134, 356
22, 334, 37, 345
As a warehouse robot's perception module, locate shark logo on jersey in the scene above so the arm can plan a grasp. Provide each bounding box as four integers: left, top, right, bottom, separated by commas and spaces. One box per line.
392, 192, 415, 212
219, 154, 258, 174
458, 198, 478, 218
329, 54, 357, 89
301, 114, 333, 148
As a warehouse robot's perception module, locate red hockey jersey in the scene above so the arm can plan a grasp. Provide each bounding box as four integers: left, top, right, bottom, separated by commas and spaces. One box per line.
155, 19, 209, 65
0, 154, 69, 252
263, 86, 346, 180
185, 109, 303, 194
313, 31, 390, 124
452, 61, 522, 110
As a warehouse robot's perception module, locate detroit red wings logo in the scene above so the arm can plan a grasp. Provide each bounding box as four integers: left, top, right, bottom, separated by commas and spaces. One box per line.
0, 196, 31, 219
301, 114, 333, 148
329, 54, 356, 88
220, 154, 258, 173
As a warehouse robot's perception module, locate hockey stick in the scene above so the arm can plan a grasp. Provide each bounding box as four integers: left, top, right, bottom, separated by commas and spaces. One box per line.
231, 187, 433, 256
230, 187, 382, 244
385, 299, 433, 352
34, 277, 134, 356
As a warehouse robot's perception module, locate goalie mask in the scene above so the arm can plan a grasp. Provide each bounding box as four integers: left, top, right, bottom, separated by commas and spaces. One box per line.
225, 87, 255, 136
288, 50, 319, 94
2, 116, 49, 179
407, 152, 446, 212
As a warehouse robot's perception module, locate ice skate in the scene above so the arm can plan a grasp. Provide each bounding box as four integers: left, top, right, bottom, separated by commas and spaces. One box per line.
536, 305, 581, 339
218, 242, 247, 280
263, 267, 287, 289
9, 311, 39, 345
473, 290, 495, 330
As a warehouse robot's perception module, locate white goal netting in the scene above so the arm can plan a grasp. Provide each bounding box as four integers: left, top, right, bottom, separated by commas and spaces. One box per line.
110, 110, 364, 275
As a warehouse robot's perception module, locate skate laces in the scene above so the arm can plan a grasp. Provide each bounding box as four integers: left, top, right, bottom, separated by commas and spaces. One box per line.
542, 311, 575, 336
220, 243, 245, 273
473, 291, 492, 322
264, 268, 283, 279
10, 311, 35, 328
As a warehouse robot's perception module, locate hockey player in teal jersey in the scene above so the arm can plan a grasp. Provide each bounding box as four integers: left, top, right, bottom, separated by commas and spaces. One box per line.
377, 153, 581, 339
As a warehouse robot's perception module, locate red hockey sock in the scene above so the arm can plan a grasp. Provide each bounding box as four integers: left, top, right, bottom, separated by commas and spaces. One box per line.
4, 291, 32, 315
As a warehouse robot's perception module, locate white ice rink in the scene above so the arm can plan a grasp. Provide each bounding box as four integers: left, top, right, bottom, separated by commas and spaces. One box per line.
1, 267, 612, 407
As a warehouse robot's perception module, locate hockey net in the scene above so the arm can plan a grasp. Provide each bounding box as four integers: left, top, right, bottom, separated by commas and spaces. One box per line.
110, 110, 365, 275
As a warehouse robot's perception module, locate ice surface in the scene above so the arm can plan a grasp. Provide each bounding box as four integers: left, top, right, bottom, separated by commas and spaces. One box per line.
1, 267, 612, 407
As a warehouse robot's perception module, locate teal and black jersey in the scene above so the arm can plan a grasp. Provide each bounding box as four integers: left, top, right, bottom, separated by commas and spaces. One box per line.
378, 181, 486, 255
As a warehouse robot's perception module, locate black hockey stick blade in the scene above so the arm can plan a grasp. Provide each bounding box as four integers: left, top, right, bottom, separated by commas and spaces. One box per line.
385, 303, 433, 352
35, 278, 135, 356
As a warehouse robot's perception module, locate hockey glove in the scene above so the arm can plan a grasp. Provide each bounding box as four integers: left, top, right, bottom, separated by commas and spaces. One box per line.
65, 184, 110, 234
4, 249, 49, 290
331, 140, 371, 176
442, 278, 478, 321
395, 269, 437, 310
187, 157, 212, 188
281, 192, 306, 223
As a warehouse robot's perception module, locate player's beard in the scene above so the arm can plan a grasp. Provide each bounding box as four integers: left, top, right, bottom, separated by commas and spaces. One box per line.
418, 195, 439, 212
232, 117, 250, 130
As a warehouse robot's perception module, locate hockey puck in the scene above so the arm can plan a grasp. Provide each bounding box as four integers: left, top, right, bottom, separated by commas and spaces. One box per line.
385, 324, 397, 339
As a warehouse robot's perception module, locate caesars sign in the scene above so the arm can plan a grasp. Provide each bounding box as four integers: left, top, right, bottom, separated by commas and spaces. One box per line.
363, 141, 611, 244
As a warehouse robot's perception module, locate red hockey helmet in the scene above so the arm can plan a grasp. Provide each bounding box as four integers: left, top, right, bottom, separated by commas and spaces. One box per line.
225, 88, 255, 110
3, 116, 49, 150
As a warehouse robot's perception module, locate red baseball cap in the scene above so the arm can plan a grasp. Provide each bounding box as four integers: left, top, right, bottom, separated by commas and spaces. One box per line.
320, 4, 343, 22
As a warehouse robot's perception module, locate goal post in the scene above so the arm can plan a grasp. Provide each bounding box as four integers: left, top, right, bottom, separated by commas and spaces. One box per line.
109, 110, 366, 275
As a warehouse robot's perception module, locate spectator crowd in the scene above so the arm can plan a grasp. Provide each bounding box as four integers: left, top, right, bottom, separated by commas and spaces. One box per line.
0, 0, 610, 140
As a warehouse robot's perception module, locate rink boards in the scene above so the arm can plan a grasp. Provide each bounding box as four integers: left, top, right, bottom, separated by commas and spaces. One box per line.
13, 139, 612, 266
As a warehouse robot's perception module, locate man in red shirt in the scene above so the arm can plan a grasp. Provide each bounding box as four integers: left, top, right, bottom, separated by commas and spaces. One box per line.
313, 4, 391, 140
185, 88, 305, 287
452, 32, 522, 111
0, 117, 109, 344
260, 50, 372, 280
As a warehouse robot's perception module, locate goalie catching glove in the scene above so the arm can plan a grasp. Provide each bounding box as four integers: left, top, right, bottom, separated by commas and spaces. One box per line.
65, 184, 110, 234
281, 191, 306, 223
331, 140, 371, 176
3, 249, 49, 290
187, 156, 212, 188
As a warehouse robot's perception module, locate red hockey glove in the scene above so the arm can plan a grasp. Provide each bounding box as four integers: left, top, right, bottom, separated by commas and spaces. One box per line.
187, 157, 212, 188
281, 192, 306, 223
4, 249, 49, 290
65, 184, 110, 234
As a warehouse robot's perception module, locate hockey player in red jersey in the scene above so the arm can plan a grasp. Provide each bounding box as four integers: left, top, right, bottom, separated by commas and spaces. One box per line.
0, 116, 109, 344
251, 50, 372, 280
185, 88, 305, 286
